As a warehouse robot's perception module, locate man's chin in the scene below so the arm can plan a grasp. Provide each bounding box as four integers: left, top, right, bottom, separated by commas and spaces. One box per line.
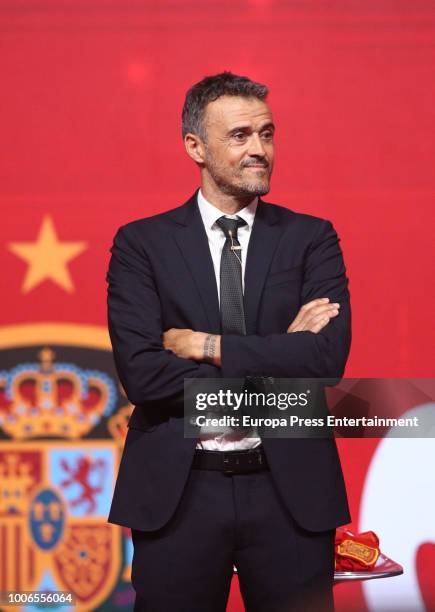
214, 177, 271, 198
242, 183, 270, 197
232, 180, 270, 197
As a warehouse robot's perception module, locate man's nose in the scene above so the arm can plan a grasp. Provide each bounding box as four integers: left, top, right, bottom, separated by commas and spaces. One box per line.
247, 133, 266, 157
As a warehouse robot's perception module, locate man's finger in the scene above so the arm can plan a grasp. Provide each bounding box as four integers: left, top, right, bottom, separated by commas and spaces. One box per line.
300, 303, 340, 323
295, 314, 328, 333
289, 306, 340, 333
288, 302, 339, 332
299, 297, 330, 313
287, 298, 330, 330
301, 307, 339, 331
298, 314, 332, 333
308, 316, 332, 334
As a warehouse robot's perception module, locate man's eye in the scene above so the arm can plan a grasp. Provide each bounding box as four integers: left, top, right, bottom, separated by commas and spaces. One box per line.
261, 131, 273, 140
233, 133, 247, 141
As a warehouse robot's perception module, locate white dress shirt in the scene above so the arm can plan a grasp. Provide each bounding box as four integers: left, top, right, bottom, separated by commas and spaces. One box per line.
195, 188, 262, 451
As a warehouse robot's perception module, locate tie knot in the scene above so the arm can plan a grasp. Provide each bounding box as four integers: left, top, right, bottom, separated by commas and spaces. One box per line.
216, 216, 247, 241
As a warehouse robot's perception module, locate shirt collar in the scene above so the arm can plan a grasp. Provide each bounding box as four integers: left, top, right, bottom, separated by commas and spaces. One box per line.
197, 188, 258, 231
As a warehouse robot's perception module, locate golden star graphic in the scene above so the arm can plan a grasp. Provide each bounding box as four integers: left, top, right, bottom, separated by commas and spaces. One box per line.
8, 215, 87, 294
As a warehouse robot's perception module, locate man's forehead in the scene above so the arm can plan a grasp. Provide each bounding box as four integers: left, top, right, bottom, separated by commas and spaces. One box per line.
205, 95, 272, 128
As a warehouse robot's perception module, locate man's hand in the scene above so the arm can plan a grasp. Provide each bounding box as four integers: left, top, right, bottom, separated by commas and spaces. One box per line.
163, 329, 221, 366
287, 298, 340, 334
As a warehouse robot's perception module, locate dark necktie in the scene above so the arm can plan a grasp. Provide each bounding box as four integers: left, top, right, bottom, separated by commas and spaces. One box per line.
216, 216, 262, 438
216, 216, 247, 335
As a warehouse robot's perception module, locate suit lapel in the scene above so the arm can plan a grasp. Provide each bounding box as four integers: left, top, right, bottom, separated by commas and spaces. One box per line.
171, 191, 221, 334
244, 199, 284, 334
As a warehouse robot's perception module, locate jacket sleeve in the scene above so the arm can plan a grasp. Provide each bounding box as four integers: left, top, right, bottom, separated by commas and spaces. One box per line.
107, 223, 220, 405
220, 219, 351, 378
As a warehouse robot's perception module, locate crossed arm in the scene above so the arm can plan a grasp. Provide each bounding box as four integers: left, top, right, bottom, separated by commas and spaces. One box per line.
163, 297, 341, 367
107, 219, 351, 406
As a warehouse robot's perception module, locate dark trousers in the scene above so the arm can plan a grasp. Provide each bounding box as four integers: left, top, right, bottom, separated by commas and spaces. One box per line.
132, 467, 335, 612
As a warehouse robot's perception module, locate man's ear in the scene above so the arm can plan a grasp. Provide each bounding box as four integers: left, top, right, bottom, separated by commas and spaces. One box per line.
184, 133, 206, 164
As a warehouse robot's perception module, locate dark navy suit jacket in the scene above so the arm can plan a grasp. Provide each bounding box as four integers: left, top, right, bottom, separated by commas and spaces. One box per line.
106, 189, 352, 533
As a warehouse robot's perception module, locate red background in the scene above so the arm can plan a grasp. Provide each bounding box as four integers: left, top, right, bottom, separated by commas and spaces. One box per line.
1, 1, 434, 610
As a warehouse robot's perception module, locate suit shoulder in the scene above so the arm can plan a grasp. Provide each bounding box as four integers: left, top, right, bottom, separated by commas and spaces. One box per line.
261, 200, 332, 229
114, 200, 188, 237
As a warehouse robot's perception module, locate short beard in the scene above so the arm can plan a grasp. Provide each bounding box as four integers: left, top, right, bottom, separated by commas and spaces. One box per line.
219, 181, 270, 197
204, 151, 271, 198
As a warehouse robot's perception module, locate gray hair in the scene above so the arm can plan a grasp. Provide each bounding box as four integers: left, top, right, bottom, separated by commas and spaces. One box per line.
181, 71, 268, 142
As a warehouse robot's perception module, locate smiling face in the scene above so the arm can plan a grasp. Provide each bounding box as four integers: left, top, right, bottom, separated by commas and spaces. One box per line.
198, 95, 275, 198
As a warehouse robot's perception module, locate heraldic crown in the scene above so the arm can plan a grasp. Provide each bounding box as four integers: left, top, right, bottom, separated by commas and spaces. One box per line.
0, 348, 116, 440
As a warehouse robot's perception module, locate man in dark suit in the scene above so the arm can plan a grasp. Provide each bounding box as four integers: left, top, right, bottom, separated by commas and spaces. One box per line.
107, 72, 351, 612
